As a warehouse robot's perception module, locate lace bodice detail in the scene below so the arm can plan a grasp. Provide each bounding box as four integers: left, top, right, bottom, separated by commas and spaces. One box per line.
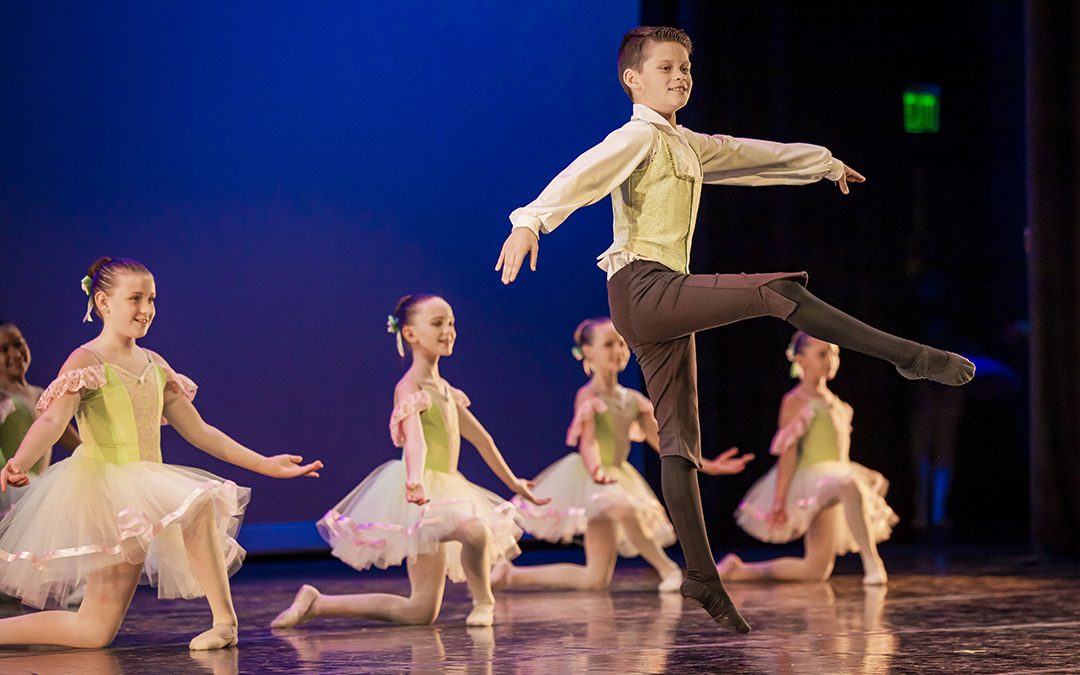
566, 386, 650, 466
37, 350, 197, 465
388, 382, 470, 474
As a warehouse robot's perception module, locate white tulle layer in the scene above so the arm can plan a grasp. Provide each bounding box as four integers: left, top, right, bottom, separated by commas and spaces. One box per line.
0, 449, 249, 609
735, 460, 898, 555
317, 460, 522, 583
513, 454, 676, 558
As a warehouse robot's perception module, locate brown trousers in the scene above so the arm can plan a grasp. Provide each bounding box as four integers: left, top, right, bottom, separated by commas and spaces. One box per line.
607, 260, 806, 466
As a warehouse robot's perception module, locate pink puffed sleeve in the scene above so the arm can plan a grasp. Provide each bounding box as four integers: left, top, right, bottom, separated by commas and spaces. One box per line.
164, 371, 198, 403
36, 366, 107, 412
768, 404, 816, 456
0, 398, 15, 424
565, 397, 608, 447
449, 387, 471, 409
389, 390, 433, 448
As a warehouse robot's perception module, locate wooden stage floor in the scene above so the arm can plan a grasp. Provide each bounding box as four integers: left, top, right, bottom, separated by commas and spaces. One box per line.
0, 545, 1076, 674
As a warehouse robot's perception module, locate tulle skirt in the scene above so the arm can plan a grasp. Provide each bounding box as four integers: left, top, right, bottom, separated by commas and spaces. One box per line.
513, 454, 676, 558
317, 460, 522, 583
735, 460, 898, 555
0, 448, 249, 609
0, 483, 31, 520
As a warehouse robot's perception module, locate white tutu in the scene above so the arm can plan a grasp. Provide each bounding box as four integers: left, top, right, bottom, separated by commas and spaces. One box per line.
735, 460, 898, 555
0, 448, 249, 609
317, 460, 522, 583
513, 454, 676, 558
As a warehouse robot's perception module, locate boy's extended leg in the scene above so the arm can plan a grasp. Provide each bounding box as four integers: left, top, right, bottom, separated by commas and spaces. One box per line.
609, 260, 973, 386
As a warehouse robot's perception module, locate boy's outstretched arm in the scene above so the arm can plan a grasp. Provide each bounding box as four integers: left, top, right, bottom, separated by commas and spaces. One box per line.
689, 131, 865, 193
496, 122, 655, 284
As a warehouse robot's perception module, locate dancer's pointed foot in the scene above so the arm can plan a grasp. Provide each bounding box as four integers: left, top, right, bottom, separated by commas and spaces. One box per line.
188, 623, 238, 651
466, 602, 495, 627
896, 348, 974, 386
679, 578, 751, 634
658, 567, 683, 593
271, 584, 320, 629
716, 553, 744, 578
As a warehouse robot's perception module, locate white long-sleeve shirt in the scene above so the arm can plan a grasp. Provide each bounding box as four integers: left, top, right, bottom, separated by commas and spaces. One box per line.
510, 103, 846, 277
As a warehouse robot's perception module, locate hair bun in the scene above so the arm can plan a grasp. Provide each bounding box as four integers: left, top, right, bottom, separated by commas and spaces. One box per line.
87, 257, 113, 278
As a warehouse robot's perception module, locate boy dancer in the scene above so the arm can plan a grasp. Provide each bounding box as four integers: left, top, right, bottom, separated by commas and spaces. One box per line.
496, 26, 972, 633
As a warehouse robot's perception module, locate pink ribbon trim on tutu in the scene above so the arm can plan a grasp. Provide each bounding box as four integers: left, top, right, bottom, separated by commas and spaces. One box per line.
319, 498, 518, 549
36, 366, 107, 412
0, 478, 244, 571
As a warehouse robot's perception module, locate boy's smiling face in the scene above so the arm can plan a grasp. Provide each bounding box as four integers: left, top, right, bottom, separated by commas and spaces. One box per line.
624, 40, 692, 119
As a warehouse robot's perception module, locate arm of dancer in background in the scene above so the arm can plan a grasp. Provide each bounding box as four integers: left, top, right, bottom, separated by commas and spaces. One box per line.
765, 395, 809, 527
569, 391, 616, 485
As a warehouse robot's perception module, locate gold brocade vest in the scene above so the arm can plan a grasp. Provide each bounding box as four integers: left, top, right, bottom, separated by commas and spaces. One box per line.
609, 128, 696, 274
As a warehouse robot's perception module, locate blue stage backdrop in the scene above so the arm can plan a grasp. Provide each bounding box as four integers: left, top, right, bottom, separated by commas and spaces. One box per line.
0, 2, 642, 540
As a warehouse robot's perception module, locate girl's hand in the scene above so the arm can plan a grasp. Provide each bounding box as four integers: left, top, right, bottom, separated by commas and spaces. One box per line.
495, 228, 539, 285
767, 505, 788, 528
511, 478, 551, 506
700, 447, 755, 476
0, 459, 29, 492
589, 465, 616, 485
836, 165, 866, 195
405, 481, 428, 506
263, 454, 323, 479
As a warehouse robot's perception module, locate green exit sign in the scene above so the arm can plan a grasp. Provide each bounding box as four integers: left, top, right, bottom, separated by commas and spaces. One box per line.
903, 86, 940, 133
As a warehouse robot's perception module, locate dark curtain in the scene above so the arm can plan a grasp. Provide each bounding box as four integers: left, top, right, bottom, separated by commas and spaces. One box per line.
1026, 0, 1080, 557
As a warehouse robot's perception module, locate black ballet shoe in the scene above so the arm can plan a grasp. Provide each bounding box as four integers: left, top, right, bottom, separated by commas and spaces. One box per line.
679, 578, 751, 634
896, 347, 975, 386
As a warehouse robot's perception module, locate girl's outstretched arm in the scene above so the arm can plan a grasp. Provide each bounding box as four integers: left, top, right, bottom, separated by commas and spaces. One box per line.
152, 353, 321, 479
457, 406, 550, 506
164, 397, 321, 479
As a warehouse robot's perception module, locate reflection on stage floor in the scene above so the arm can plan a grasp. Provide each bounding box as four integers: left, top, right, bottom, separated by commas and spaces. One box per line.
0, 545, 1075, 673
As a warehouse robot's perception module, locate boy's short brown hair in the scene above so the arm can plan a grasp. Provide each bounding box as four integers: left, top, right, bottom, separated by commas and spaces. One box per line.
617, 26, 693, 98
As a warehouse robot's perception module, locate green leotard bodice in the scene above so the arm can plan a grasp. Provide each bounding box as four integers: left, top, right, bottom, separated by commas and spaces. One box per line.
397, 383, 465, 475
592, 387, 643, 467
75, 363, 168, 465
795, 397, 852, 469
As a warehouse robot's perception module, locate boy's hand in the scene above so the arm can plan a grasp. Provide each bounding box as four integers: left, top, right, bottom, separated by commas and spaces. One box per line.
495, 228, 539, 285
836, 165, 865, 195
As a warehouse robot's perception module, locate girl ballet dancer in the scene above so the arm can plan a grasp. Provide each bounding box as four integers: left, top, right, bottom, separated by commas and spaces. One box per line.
718, 332, 898, 584
272, 294, 549, 629
0, 257, 323, 650
0, 321, 81, 516
497, 317, 752, 592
